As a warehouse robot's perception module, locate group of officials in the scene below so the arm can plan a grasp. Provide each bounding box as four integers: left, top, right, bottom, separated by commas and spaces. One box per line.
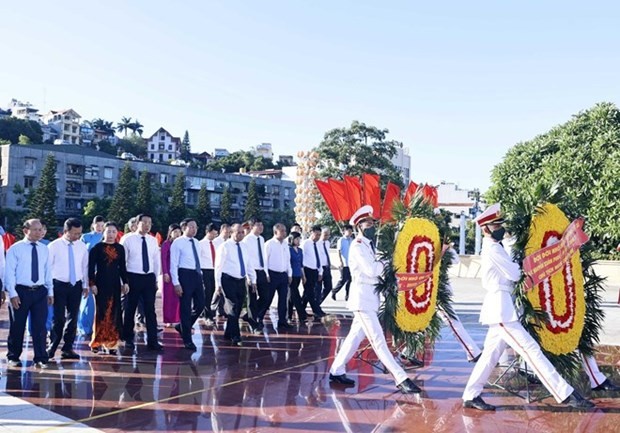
1, 204, 618, 412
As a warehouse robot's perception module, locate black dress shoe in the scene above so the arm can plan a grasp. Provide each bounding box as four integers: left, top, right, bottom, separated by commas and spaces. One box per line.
8, 360, 22, 367
517, 369, 542, 385
562, 391, 595, 409
278, 322, 293, 329
469, 353, 481, 363
174, 324, 182, 336
61, 351, 80, 360
463, 396, 495, 411
331, 292, 336, 301
34, 361, 49, 369
232, 337, 243, 346
184, 342, 197, 351
397, 378, 422, 394
399, 353, 424, 368
592, 379, 620, 392
46, 350, 55, 360
125, 341, 135, 349
147, 343, 164, 351
329, 373, 355, 386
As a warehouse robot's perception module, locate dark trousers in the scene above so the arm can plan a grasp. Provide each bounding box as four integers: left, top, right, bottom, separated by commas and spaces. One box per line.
49, 279, 83, 354
201, 269, 215, 319
7, 286, 49, 362
250, 269, 270, 325
210, 289, 226, 317
332, 266, 351, 299
302, 267, 324, 316
287, 276, 307, 321
122, 273, 158, 345
221, 273, 246, 341
319, 265, 333, 303
267, 270, 289, 325
179, 269, 206, 344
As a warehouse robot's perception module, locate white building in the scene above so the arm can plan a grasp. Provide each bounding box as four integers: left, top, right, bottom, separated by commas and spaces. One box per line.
437, 181, 478, 220
146, 127, 181, 162
8, 99, 41, 122
392, 146, 411, 182
43, 109, 82, 145
214, 148, 230, 158
253, 142, 273, 160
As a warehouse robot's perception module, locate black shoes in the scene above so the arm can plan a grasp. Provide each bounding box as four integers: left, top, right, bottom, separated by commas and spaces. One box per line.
329, 373, 355, 386
147, 343, 164, 352
184, 342, 197, 351
562, 391, 595, 409
331, 292, 337, 301
61, 350, 80, 360
174, 324, 182, 336
397, 378, 422, 394
232, 337, 243, 347
469, 353, 481, 363
278, 322, 293, 329
399, 353, 424, 368
125, 341, 135, 349
592, 379, 620, 392
7, 359, 22, 367
34, 361, 49, 369
463, 396, 496, 411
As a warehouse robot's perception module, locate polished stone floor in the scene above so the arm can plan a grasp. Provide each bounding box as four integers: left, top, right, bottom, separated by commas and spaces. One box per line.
0, 303, 619, 433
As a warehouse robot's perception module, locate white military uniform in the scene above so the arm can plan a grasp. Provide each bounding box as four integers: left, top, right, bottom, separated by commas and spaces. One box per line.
329, 210, 408, 385
462, 236, 574, 403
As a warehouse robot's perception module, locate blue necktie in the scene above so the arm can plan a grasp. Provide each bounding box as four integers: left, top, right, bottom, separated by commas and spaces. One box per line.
257, 237, 264, 269
31, 242, 39, 283
190, 239, 201, 273
313, 242, 320, 270
68, 242, 77, 285
323, 242, 331, 267
142, 236, 149, 273
237, 243, 246, 277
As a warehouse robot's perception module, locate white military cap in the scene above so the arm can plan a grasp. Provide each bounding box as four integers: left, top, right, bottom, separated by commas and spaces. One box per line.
473, 203, 505, 226
349, 205, 374, 227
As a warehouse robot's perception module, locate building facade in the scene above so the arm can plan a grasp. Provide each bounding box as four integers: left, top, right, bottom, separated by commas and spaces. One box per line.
392, 146, 411, 182
0, 144, 295, 225
146, 127, 181, 162
42, 109, 82, 144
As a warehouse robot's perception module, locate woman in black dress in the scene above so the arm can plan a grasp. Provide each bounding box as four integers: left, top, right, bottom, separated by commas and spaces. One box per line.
89, 222, 129, 354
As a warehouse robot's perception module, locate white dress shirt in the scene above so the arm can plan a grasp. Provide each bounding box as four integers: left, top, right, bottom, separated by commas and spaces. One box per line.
3, 239, 53, 298
169, 235, 202, 286
213, 235, 226, 249
0, 236, 5, 284
320, 239, 331, 267
301, 239, 326, 276
242, 232, 266, 272
214, 239, 256, 287
122, 232, 161, 276
199, 237, 218, 269
48, 237, 89, 289
265, 237, 292, 276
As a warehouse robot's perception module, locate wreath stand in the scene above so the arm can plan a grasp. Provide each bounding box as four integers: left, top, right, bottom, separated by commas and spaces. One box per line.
489, 356, 550, 403
353, 343, 388, 374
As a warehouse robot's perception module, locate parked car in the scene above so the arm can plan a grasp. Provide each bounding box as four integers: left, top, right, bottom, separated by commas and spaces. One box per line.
119, 152, 137, 161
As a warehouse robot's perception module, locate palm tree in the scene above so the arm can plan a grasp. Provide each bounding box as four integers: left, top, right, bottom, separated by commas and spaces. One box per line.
116, 116, 132, 137
129, 119, 144, 136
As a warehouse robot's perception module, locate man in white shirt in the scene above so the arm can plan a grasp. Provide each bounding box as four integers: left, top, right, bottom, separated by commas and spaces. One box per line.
199, 223, 219, 325
264, 223, 293, 329
331, 224, 353, 301
301, 225, 326, 319
214, 223, 256, 345
47, 218, 89, 361
121, 214, 163, 351
318, 227, 334, 303
241, 218, 268, 332
210, 224, 230, 318
462, 204, 592, 410
170, 218, 205, 351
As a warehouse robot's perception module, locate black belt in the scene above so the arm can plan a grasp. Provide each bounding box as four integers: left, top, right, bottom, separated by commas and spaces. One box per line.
16, 284, 45, 291
268, 270, 288, 275
222, 273, 245, 282
53, 279, 82, 286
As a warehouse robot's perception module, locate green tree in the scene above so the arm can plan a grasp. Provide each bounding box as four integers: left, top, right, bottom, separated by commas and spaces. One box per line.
27, 154, 58, 231
18, 134, 31, 145
107, 164, 136, 226
0, 117, 43, 143
219, 186, 232, 223
91, 118, 116, 136
181, 130, 191, 161
116, 116, 132, 137
205, 150, 277, 173
128, 119, 144, 136
135, 170, 153, 214
193, 184, 213, 237
244, 179, 262, 220
487, 102, 620, 258
83, 197, 112, 221
168, 172, 187, 224
117, 135, 147, 158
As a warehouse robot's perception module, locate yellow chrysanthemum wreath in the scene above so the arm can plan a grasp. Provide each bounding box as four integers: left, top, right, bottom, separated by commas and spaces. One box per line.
525, 203, 585, 355
393, 218, 441, 332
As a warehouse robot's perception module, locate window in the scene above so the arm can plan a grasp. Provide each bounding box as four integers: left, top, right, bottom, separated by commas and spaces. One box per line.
66, 181, 82, 193
103, 183, 114, 196
150, 144, 155, 150
150, 153, 154, 160
159, 154, 163, 162
284, 188, 290, 197
160, 173, 169, 184
85, 165, 99, 178
168, 154, 172, 160
103, 167, 113, 179
24, 157, 36, 172
24, 176, 34, 189
83, 182, 97, 194
160, 134, 166, 140
168, 145, 172, 151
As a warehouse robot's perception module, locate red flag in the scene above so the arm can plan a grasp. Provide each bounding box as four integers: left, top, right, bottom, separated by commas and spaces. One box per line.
422, 184, 438, 208
155, 232, 163, 246
328, 179, 352, 221
344, 176, 363, 216
315, 179, 341, 221
116, 230, 124, 242
403, 181, 419, 206
362, 174, 381, 219
2, 232, 16, 251
381, 182, 401, 222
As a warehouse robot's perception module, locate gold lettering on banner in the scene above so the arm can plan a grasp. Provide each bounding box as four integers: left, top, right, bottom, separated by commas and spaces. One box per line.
396, 272, 433, 292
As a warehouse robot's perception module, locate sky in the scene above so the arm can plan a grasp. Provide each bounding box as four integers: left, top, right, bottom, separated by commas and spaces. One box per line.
2, 1, 620, 192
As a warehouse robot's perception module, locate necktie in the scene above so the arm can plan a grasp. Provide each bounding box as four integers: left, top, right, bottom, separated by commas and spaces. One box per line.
370, 240, 376, 254
210, 240, 216, 266
190, 238, 201, 273
323, 242, 331, 267
237, 243, 246, 277
313, 242, 320, 270
257, 237, 264, 269
31, 242, 39, 283
68, 242, 77, 285
142, 236, 149, 273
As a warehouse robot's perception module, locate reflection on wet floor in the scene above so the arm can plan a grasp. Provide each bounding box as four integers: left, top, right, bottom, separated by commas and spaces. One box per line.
1, 307, 619, 433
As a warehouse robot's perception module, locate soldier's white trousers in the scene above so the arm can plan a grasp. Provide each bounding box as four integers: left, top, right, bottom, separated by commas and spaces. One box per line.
330, 310, 408, 385
462, 321, 573, 403
581, 353, 607, 388
438, 310, 482, 361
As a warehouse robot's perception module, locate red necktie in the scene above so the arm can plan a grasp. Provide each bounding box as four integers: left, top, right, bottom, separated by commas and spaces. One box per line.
210, 240, 216, 266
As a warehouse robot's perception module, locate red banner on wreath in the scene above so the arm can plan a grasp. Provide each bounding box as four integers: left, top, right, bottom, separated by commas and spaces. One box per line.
396, 272, 433, 291
522, 218, 589, 290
